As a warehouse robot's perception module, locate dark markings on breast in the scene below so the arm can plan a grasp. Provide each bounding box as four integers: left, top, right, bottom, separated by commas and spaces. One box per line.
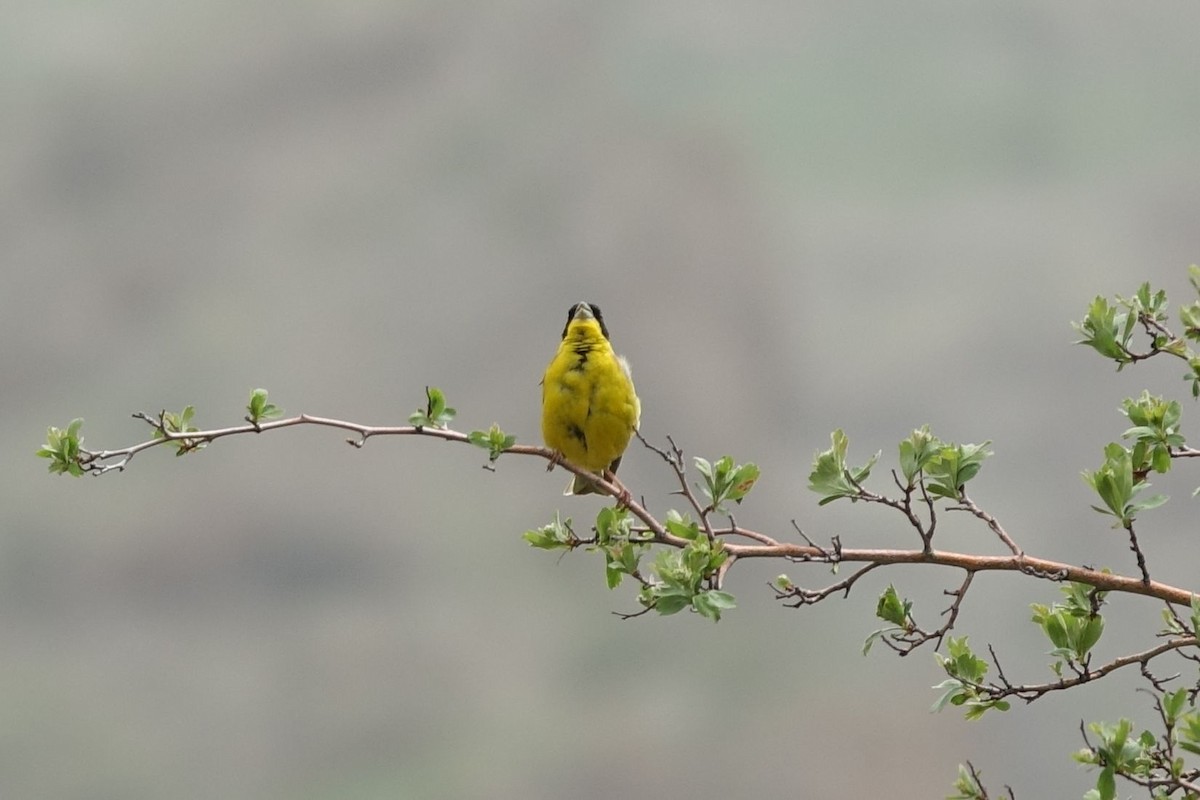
586, 382, 598, 418
568, 424, 587, 448
570, 345, 591, 371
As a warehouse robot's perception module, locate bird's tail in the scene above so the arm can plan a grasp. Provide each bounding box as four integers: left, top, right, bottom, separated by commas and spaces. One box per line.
563, 456, 622, 496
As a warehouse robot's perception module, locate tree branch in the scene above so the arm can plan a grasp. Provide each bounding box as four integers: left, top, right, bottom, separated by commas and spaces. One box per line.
74, 414, 1199, 610
984, 636, 1199, 703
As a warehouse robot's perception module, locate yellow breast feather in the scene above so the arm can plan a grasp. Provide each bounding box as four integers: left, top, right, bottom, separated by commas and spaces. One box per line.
541, 302, 640, 495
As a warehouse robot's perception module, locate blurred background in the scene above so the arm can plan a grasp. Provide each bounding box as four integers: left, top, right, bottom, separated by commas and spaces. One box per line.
4, 2, 1200, 798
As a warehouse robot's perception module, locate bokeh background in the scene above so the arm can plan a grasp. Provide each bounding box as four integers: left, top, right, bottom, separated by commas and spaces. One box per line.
5, 2, 1200, 798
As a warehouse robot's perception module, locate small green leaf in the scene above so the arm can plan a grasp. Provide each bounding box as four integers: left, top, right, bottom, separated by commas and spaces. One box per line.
925, 441, 992, 501
153, 407, 205, 456
246, 388, 282, 423
875, 584, 911, 628
522, 513, 574, 550
410, 386, 456, 429
694, 455, 761, 512
595, 505, 633, 546
654, 592, 691, 616
692, 590, 736, 622
1095, 765, 1115, 800
468, 423, 515, 462
664, 509, 700, 541
39, 418, 87, 476
1073, 296, 1134, 365
898, 425, 941, 486
1162, 688, 1188, 723
808, 430, 880, 504
1082, 443, 1167, 525
1032, 584, 1107, 664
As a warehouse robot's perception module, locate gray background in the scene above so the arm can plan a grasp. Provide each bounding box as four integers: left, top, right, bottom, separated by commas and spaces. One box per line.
5, 2, 1200, 798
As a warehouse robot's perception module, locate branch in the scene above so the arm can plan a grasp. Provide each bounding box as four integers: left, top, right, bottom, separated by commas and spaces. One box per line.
773, 563, 883, 607
635, 431, 717, 542
983, 636, 1199, 703
950, 491, 1022, 556
72, 414, 1198, 609
728, 544, 1195, 607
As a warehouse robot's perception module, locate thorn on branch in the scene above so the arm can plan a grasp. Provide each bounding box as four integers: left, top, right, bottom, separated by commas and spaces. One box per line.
1139, 662, 1177, 693
988, 644, 1016, 695
1016, 555, 1068, 581
788, 520, 842, 565
636, 429, 683, 469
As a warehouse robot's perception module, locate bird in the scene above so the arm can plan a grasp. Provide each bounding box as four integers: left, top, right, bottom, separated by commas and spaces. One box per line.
541, 301, 640, 496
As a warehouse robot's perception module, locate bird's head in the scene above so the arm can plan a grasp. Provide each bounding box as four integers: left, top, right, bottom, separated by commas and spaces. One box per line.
562, 301, 609, 340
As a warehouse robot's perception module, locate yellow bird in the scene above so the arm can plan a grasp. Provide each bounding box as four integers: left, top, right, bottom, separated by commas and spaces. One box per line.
541, 302, 640, 495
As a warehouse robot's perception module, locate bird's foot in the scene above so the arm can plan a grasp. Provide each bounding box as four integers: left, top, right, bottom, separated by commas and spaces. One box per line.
607, 473, 632, 509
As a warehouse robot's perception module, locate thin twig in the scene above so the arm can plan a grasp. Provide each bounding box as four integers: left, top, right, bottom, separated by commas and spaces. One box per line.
981, 637, 1198, 702
774, 563, 883, 607
637, 431, 717, 543
950, 492, 1022, 556
1123, 521, 1152, 586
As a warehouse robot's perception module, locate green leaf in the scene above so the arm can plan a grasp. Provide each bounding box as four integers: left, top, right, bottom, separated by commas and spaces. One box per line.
1177, 299, 1200, 342
38, 418, 87, 476
1177, 708, 1200, 755
153, 407, 205, 456
875, 585, 911, 628
694, 456, 761, 512
1073, 296, 1134, 365
937, 636, 989, 683
1031, 584, 1107, 663
246, 388, 282, 423
600, 509, 648, 589
654, 592, 691, 616
692, 590, 736, 622
862, 628, 888, 656
1120, 392, 1185, 475
1162, 688, 1188, 724
930, 678, 967, 713
947, 763, 983, 800
1082, 443, 1167, 525
898, 425, 941, 486
1095, 765, 1115, 800
1129, 493, 1168, 513
1077, 615, 1105, 657
924, 440, 992, 501
604, 550, 624, 589
664, 509, 701, 541
410, 386, 456, 429
522, 513, 574, 550
595, 505, 633, 546
808, 429, 880, 505
467, 423, 516, 463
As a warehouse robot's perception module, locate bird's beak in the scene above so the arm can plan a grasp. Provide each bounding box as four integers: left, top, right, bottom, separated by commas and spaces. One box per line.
572, 303, 595, 321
